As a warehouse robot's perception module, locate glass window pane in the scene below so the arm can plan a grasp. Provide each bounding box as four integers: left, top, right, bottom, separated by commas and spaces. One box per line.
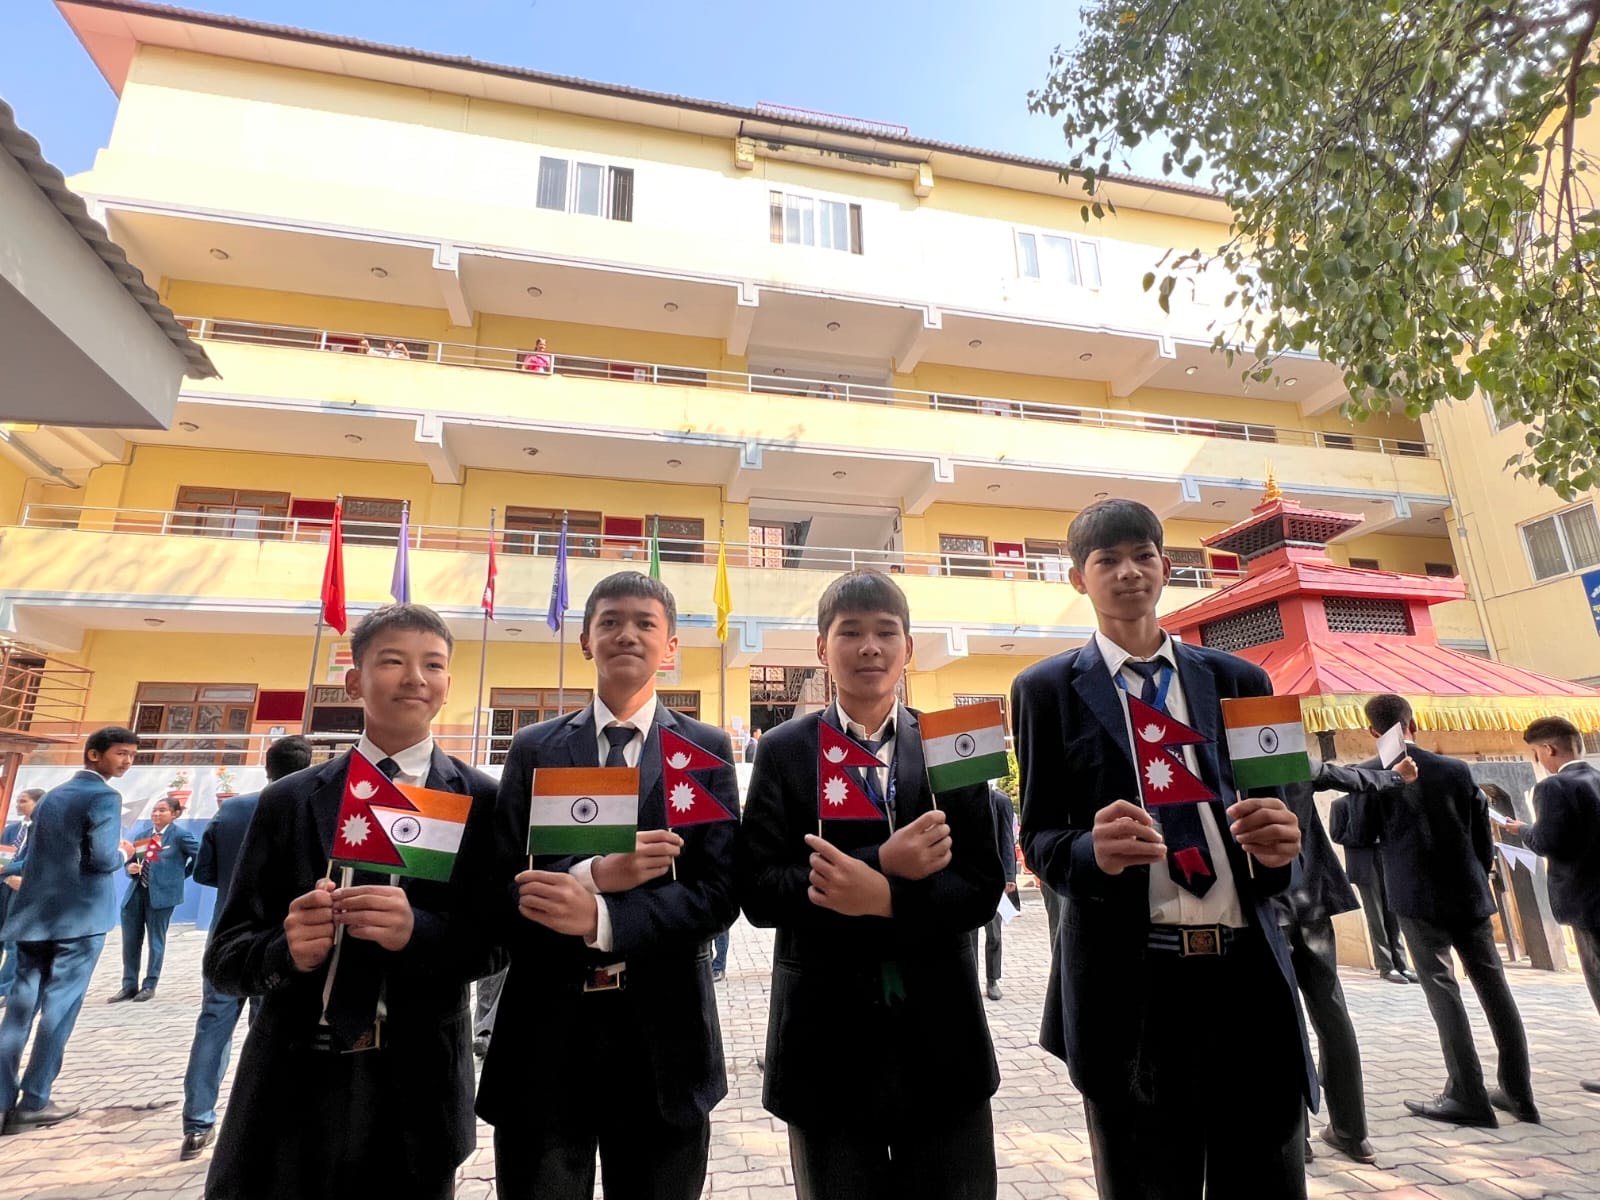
784, 196, 806, 244
1559, 505, 1600, 569
1041, 236, 1079, 285
536, 157, 568, 211
1523, 517, 1569, 580
574, 162, 604, 216
1017, 233, 1039, 277
819, 200, 848, 250
1079, 241, 1102, 288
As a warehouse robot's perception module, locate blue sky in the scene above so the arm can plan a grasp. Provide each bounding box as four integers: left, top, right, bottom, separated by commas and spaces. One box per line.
3, 0, 1089, 176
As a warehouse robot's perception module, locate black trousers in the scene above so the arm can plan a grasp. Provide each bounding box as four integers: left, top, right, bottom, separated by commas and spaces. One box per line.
1354, 869, 1408, 974
1083, 930, 1306, 1200
1399, 916, 1534, 1113
1575, 927, 1600, 1019
1286, 917, 1367, 1141
966, 915, 1003, 983
1041, 883, 1063, 946
788, 1100, 996, 1200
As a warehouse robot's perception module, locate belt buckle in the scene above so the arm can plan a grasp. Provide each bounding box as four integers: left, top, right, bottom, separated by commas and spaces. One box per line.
583, 967, 624, 993
310, 1020, 383, 1054
1179, 926, 1223, 958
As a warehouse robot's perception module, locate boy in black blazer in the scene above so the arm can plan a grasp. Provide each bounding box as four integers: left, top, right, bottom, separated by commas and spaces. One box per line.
1012, 499, 1309, 1199
737, 569, 1004, 1200
475, 571, 739, 1200
1513, 716, 1600, 1094
204, 605, 500, 1199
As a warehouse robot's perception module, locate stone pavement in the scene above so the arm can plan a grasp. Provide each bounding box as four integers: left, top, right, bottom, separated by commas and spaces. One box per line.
4, 898, 1600, 1198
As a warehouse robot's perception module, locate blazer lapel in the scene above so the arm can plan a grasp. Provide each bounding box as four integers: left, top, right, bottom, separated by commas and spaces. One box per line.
309, 753, 353, 858
894, 706, 926, 820
637, 706, 678, 826
1174, 643, 1226, 798
556, 705, 598, 768
1071, 637, 1135, 771
425, 745, 466, 794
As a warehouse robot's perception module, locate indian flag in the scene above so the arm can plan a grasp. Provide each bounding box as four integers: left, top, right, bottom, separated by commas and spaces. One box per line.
921, 701, 1009, 793
529, 767, 638, 857
331, 752, 472, 882
1221, 695, 1313, 790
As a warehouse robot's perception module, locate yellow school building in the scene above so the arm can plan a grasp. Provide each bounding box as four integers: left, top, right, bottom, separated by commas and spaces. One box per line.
3, 0, 1597, 777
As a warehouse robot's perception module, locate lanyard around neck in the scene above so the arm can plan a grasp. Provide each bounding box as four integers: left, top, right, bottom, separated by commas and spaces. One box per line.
1113, 661, 1174, 711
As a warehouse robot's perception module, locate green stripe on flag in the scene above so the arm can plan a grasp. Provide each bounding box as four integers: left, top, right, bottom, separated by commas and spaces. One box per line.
528, 824, 637, 857
1232, 751, 1313, 790
395, 846, 458, 882
927, 750, 1009, 794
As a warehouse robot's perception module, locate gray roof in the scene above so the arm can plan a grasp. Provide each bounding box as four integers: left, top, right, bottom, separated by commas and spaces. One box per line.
0, 96, 217, 380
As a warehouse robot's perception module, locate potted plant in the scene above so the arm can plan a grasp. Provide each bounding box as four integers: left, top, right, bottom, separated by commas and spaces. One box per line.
167, 770, 192, 809
215, 766, 239, 801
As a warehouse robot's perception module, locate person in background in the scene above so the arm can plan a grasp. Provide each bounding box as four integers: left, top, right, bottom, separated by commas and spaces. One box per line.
0, 728, 140, 1133
0, 789, 43, 1008
110, 797, 199, 1004
522, 338, 552, 373
361, 337, 383, 357
967, 784, 1016, 1001
1329, 790, 1416, 985
178, 735, 313, 1161
390, 340, 412, 360
743, 727, 762, 764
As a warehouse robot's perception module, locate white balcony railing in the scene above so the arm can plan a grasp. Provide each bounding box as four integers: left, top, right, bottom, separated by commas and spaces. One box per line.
174, 315, 1436, 460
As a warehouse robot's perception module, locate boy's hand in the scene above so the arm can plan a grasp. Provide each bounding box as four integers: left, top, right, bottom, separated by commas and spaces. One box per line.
126, 860, 142, 877
284, 879, 336, 971
517, 869, 600, 939
333, 884, 415, 951
1227, 797, 1301, 868
591, 830, 683, 892
1396, 756, 1419, 784
1092, 800, 1167, 875
803, 835, 893, 917
878, 811, 952, 880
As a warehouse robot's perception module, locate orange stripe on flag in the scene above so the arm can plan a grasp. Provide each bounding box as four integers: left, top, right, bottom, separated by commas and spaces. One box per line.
919, 700, 1006, 740
393, 784, 473, 823
1220, 694, 1303, 729
531, 766, 640, 797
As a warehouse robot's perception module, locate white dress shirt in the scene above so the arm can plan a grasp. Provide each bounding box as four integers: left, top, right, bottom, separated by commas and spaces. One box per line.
835, 700, 899, 828
1094, 630, 1245, 928
355, 733, 434, 787
571, 693, 660, 955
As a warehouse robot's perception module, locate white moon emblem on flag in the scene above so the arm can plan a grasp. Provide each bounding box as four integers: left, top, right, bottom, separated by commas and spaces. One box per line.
823, 745, 847, 764
953, 733, 976, 758
571, 797, 599, 823
1138, 722, 1167, 744
351, 780, 377, 800
667, 751, 692, 770
1258, 727, 1280, 754
390, 816, 422, 843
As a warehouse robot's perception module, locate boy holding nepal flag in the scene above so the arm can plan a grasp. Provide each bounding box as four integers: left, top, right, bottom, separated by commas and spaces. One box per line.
736, 569, 1004, 1200
474, 571, 738, 1200
1011, 498, 1311, 1199
204, 605, 500, 1200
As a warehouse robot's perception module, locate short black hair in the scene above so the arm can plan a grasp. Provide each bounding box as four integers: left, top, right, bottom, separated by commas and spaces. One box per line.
582, 572, 677, 636
265, 735, 314, 782
817, 569, 910, 636
350, 604, 454, 665
1067, 498, 1166, 569
84, 725, 139, 763
1523, 716, 1581, 757
151, 797, 176, 813
1364, 693, 1414, 732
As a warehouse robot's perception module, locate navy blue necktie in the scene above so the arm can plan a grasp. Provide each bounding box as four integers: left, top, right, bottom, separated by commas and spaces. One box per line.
857, 722, 894, 817
1125, 661, 1215, 898
603, 725, 635, 768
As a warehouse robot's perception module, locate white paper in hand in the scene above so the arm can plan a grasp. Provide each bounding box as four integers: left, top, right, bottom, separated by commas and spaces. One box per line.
1377, 723, 1407, 769
1487, 807, 1512, 828
995, 890, 1021, 925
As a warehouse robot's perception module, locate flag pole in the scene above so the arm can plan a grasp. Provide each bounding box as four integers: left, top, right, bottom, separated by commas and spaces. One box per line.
301, 620, 324, 735
471, 508, 496, 767
556, 509, 569, 714
302, 492, 344, 736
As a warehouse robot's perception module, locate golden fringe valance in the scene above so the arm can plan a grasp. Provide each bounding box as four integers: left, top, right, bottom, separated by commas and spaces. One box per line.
1299, 693, 1600, 735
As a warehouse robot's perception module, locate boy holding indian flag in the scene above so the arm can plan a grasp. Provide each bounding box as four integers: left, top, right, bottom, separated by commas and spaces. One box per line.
474, 571, 739, 1200
1011, 498, 1312, 1200
204, 605, 500, 1200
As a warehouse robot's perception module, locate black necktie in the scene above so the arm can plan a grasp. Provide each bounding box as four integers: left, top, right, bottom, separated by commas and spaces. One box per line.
14, 822, 27, 857
603, 725, 635, 768
325, 755, 401, 1048
1125, 661, 1215, 899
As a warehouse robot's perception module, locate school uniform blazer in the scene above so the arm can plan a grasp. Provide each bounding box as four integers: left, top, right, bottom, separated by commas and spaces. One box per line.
203, 749, 500, 1189
1349, 745, 1495, 927
1, 770, 126, 943
1327, 795, 1380, 888
1279, 762, 1400, 924
474, 703, 739, 1130
121, 821, 199, 911
0, 819, 22, 932
735, 708, 1004, 1129
1012, 638, 1315, 1110
1522, 761, 1600, 930
195, 792, 261, 936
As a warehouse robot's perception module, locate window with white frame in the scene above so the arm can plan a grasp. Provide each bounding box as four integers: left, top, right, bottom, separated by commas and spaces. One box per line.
1520, 502, 1600, 581
535, 156, 634, 221
1016, 230, 1102, 288
769, 191, 863, 254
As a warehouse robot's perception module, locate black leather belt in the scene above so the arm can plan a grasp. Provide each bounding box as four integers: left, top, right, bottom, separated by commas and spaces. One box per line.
1147, 924, 1239, 957
306, 1020, 384, 1054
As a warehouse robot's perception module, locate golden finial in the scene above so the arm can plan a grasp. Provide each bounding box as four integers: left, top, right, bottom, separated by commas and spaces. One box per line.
1262, 461, 1283, 503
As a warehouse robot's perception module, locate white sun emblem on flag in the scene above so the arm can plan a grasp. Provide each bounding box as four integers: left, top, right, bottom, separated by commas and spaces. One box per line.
341, 814, 371, 845
1138, 722, 1167, 744
667, 751, 692, 770
351, 780, 378, 800
669, 782, 696, 814
823, 775, 849, 807
1144, 758, 1175, 792
823, 745, 848, 764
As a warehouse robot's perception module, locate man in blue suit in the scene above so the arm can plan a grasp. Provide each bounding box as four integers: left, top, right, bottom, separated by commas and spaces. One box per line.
0, 789, 44, 1006
179, 734, 312, 1160
110, 796, 200, 1003
0, 727, 140, 1133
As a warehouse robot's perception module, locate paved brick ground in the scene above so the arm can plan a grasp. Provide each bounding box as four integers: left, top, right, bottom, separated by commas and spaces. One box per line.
4, 897, 1600, 1198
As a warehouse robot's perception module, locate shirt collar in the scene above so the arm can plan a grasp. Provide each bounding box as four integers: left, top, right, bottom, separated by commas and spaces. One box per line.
1559, 760, 1586, 773
355, 734, 434, 782
835, 699, 898, 742
1094, 629, 1178, 678
594, 692, 658, 737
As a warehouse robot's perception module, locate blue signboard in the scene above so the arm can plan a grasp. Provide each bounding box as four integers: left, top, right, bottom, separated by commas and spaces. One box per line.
1584, 567, 1600, 637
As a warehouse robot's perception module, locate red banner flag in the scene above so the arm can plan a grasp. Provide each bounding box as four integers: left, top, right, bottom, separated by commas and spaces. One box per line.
482, 517, 498, 618
816, 720, 886, 822
660, 727, 735, 828
321, 497, 347, 634
1126, 694, 1217, 807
